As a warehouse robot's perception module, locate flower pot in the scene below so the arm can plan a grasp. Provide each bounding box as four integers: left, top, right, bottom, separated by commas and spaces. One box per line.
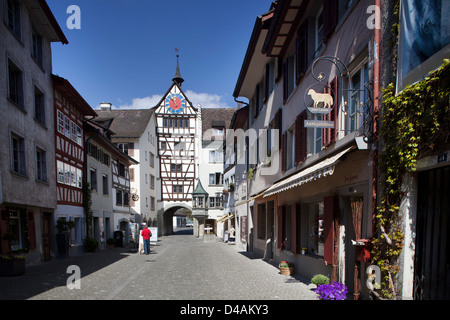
279, 266, 295, 276
0, 259, 25, 276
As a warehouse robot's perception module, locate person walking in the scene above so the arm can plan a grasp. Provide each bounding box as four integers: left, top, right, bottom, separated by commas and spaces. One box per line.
229, 225, 235, 245
141, 226, 152, 255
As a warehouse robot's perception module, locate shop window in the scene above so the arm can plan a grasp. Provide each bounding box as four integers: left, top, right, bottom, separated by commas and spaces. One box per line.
306, 202, 324, 257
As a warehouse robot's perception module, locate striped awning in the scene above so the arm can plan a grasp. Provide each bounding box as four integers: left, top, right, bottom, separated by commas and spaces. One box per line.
263, 146, 355, 198
218, 214, 234, 223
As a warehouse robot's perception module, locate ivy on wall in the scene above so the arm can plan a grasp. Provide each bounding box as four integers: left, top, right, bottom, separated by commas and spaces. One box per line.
373, 59, 450, 299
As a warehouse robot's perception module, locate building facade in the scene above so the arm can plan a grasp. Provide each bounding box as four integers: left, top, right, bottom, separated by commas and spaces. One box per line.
94, 105, 159, 229
233, 0, 379, 299
380, 0, 450, 300
198, 107, 235, 238
153, 59, 198, 236
53, 75, 97, 257
0, 0, 67, 265
85, 120, 138, 247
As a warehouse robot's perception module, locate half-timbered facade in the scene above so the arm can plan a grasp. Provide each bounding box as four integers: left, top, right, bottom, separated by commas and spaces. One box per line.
153, 58, 198, 235
52, 75, 97, 256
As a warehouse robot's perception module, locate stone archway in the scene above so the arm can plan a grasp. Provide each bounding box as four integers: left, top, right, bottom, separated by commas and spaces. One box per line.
158, 203, 192, 236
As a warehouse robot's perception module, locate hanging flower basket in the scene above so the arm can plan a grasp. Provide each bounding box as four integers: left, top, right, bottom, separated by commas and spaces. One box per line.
279, 261, 295, 276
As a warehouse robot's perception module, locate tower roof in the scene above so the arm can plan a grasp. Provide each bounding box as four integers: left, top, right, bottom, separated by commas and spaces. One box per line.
172, 54, 184, 86
193, 180, 208, 195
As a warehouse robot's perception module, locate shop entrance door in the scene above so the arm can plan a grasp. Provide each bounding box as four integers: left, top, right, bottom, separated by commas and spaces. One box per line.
414, 166, 450, 300
42, 213, 51, 261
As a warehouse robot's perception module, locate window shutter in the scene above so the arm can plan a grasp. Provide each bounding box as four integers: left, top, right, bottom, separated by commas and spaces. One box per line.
283, 60, 288, 103
295, 111, 307, 165
277, 206, 285, 249
330, 77, 338, 143
281, 131, 287, 173
296, 23, 308, 83
323, 0, 338, 39
323, 195, 337, 265
291, 205, 299, 254
323, 77, 339, 148
27, 212, 36, 250
0, 211, 9, 254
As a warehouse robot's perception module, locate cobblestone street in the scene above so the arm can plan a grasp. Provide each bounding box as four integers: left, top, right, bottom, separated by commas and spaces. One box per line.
0, 229, 317, 301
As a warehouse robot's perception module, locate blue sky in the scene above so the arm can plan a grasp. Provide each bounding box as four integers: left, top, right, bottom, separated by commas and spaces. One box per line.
47, 0, 272, 110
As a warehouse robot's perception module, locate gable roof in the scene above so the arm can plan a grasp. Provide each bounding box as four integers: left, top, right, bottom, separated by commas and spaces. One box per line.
201, 108, 236, 140
152, 81, 197, 112
93, 109, 155, 138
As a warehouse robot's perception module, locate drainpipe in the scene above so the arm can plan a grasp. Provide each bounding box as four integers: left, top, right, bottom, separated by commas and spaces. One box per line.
372, 0, 381, 239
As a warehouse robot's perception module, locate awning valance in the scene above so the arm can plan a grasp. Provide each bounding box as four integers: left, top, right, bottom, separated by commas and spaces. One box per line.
263, 146, 355, 198
219, 214, 235, 223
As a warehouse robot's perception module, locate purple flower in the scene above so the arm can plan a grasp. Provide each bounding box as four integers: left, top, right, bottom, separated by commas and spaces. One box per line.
314, 281, 348, 300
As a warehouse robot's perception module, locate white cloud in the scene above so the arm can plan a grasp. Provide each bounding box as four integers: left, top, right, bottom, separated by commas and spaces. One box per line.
184, 90, 232, 109
116, 90, 233, 110
118, 95, 163, 109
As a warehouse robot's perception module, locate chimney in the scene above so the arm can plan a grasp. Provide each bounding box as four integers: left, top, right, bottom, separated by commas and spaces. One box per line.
100, 102, 112, 112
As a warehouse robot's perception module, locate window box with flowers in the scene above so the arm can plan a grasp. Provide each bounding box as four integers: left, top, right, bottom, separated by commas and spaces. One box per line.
279, 261, 295, 276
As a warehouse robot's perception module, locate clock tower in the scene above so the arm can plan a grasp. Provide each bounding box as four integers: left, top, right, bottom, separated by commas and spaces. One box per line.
153, 56, 198, 235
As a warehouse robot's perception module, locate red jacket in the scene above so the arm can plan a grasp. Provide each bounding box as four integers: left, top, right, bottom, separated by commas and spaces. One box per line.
141, 228, 152, 240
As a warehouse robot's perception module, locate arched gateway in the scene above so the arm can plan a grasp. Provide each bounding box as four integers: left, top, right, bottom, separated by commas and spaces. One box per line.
157, 203, 192, 236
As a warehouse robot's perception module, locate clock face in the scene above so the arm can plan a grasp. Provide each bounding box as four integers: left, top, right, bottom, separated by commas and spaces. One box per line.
165, 93, 186, 114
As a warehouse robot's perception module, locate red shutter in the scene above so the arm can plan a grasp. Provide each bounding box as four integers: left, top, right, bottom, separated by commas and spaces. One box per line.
323, 77, 339, 148
291, 205, 299, 254
281, 132, 287, 173
324, 195, 337, 265
283, 60, 288, 103
27, 212, 37, 250
295, 111, 307, 164
0, 210, 9, 254
330, 77, 339, 144
323, 0, 338, 39
277, 206, 285, 249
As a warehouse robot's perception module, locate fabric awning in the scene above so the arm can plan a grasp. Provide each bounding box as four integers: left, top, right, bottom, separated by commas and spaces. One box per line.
235, 189, 267, 207
216, 215, 229, 222
219, 214, 234, 223
263, 146, 355, 198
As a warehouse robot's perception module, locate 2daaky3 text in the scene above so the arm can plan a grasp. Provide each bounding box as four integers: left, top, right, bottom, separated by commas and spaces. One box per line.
180, 304, 269, 317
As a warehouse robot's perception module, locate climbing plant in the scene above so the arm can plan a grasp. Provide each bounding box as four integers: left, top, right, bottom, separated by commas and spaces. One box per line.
373, 59, 450, 299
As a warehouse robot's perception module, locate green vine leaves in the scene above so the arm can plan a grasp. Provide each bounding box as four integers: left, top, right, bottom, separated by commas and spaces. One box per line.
374, 59, 450, 299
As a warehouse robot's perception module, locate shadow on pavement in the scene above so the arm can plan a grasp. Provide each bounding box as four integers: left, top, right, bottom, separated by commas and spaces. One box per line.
0, 247, 132, 300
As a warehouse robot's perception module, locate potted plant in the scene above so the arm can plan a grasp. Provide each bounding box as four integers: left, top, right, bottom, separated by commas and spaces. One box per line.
311, 274, 330, 286
228, 182, 235, 192
279, 261, 295, 276
314, 281, 348, 300
0, 232, 25, 276
84, 237, 99, 253
106, 238, 115, 249
55, 219, 75, 258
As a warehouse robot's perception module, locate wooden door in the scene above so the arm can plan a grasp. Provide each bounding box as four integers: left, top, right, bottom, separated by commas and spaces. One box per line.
42, 214, 51, 261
